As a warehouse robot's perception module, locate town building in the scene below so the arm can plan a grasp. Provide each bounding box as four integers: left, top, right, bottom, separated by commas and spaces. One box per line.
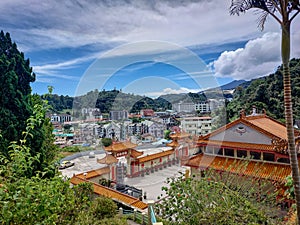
50, 113, 72, 123
110, 110, 128, 121
172, 101, 195, 113
140, 109, 155, 118
180, 116, 212, 136
194, 102, 210, 113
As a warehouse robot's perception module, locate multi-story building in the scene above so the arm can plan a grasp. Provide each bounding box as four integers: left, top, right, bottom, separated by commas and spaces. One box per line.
110, 110, 128, 121
50, 113, 72, 123
180, 116, 212, 136
172, 101, 195, 113
143, 120, 165, 139
194, 102, 210, 113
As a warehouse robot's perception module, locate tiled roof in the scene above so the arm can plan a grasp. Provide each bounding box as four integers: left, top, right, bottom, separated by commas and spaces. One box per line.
130, 149, 144, 158
185, 154, 291, 183
137, 149, 174, 163
169, 132, 190, 139
105, 141, 137, 152
76, 167, 110, 179
97, 154, 118, 165
198, 140, 274, 152
166, 140, 179, 147
245, 115, 288, 140
70, 176, 148, 210
202, 114, 291, 141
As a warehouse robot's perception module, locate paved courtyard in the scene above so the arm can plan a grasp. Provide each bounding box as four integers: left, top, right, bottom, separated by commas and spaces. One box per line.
59, 151, 186, 202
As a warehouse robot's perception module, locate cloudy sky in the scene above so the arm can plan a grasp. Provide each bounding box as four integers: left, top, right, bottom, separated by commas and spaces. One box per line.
1, 0, 299, 97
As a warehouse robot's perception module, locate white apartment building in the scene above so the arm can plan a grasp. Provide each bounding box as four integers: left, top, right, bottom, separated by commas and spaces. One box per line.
194, 102, 210, 113
172, 101, 195, 113
173, 101, 210, 113
180, 116, 212, 135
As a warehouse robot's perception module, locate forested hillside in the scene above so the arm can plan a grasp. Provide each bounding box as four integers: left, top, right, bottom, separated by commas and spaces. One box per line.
44, 89, 208, 113
227, 58, 300, 122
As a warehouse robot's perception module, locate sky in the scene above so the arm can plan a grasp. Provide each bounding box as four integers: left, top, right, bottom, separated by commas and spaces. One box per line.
1, 0, 300, 98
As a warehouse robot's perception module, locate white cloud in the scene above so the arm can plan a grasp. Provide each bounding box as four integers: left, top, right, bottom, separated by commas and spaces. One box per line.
212, 32, 282, 80
0, 0, 279, 52
142, 87, 202, 98
212, 30, 300, 80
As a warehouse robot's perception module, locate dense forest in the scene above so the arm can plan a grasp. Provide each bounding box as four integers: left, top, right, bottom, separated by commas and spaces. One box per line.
227, 58, 300, 122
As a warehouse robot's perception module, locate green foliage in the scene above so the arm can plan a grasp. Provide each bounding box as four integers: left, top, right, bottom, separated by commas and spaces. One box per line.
156, 169, 283, 225
101, 138, 112, 147
164, 130, 171, 140
0, 31, 35, 156
285, 175, 295, 200
227, 58, 300, 122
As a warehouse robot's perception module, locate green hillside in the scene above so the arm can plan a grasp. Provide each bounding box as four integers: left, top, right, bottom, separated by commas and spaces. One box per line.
226, 58, 300, 123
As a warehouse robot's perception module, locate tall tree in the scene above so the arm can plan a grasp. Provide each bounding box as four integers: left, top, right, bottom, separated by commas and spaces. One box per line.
230, 0, 300, 222
0, 31, 35, 155
0, 31, 56, 175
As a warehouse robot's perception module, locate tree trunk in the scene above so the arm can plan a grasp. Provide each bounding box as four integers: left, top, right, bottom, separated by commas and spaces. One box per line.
282, 22, 300, 224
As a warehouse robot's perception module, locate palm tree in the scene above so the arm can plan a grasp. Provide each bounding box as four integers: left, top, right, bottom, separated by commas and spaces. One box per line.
230, 0, 300, 222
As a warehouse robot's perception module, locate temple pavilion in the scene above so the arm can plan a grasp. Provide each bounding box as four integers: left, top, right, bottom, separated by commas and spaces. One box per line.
97, 140, 176, 179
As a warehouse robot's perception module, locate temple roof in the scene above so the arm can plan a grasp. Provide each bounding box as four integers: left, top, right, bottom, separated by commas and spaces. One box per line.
70, 176, 148, 210
166, 140, 178, 147
97, 154, 118, 165
169, 131, 190, 139
185, 153, 291, 183
75, 167, 110, 179
104, 141, 138, 152
202, 114, 292, 141
137, 149, 174, 163
130, 149, 144, 158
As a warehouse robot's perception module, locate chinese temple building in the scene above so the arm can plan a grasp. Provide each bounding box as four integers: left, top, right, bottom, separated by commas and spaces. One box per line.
167, 131, 198, 165
185, 109, 300, 205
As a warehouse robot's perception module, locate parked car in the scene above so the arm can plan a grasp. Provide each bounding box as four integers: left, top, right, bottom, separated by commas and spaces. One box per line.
58, 160, 75, 169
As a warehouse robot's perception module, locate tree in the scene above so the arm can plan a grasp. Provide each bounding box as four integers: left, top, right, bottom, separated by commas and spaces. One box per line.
101, 138, 112, 147
230, 1, 300, 222
156, 171, 282, 224
0, 31, 35, 156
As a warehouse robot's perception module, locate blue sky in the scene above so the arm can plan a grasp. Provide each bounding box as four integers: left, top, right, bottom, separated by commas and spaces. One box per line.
1, 0, 299, 98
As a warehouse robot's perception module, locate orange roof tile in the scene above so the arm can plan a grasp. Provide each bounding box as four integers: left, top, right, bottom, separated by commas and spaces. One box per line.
105, 141, 137, 152
244, 115, 287, 140
137, 149, 174, 163
70, 176, 148, 210
169, 132, 190, 139
76, 167, 110, 179
202, 114, 291, 141
185, 154, 291, 183
130, 149, 143, 158
97, 154, 118, 164
166, 140, 179, 147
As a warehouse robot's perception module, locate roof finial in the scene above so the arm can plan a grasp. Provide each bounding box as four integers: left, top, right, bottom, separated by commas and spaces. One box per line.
240, 109, 246, 118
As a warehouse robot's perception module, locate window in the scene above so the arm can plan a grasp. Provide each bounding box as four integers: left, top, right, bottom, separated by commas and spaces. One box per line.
250, 151, 260, 160
217, 148, 223, 156
263, 152, 275, 162
224, 148, 234, 157
237, 150, 247, 158
277, 158, 290, 164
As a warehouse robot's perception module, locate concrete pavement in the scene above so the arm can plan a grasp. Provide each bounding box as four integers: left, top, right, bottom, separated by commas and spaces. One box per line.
59, 151, 186, 203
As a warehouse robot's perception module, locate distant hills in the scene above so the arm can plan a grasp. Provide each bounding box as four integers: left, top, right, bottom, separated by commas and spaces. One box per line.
43, 58, 300, 124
